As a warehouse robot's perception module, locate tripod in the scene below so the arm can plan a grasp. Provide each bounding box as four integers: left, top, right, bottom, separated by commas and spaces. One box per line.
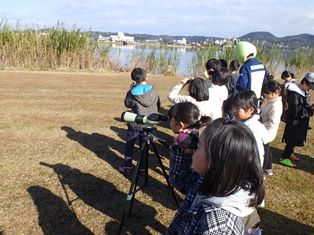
125, 126, 179, 216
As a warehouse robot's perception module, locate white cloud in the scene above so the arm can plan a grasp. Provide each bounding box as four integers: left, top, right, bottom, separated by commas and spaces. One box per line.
1, 0, 313, 37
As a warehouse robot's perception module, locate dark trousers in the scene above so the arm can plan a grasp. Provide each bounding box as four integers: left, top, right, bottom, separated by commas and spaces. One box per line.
123, 124, 144, 167
281, 143, 295, 159
263, 144, 272, 170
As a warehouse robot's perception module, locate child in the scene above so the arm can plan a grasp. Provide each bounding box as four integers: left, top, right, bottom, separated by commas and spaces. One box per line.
168, 102, 205, 194
234, 41, 267, 101
223, 60, 241, 115
166, 102, 206, 234
280, 72, 314, 167
281, 70, 296, 88
207, 69, 229, 120
204, 58, 222, 79
260, 80, 283, 175
167, 118, 265, 234
232, 90, 270, 166
280, 71, 296, 121
118, 68, 160, 175
219, 58, 228, 69
226, 59, 241, 94
168, 77, 213, 119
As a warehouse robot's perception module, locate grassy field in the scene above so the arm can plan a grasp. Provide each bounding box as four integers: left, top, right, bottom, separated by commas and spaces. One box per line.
0, 71, 313, 235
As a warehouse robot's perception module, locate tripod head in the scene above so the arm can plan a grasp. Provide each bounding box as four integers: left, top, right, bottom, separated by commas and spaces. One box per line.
139, 127, 170, 148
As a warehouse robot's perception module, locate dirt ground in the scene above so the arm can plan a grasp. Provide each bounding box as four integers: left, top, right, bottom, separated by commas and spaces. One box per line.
0, 71, 313, 234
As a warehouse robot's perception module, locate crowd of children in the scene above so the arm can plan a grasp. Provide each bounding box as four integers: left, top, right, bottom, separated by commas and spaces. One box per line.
119, 41, 314, 234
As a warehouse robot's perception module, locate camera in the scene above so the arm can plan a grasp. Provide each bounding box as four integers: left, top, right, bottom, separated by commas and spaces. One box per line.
176, 132, 199, 150
121, 112, 168, 126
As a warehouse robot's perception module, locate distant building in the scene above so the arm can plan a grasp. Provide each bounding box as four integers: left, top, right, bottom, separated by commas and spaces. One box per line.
98, 35, 110, 42
214, 39, 228, 46
174, 37, 187, 45
144, 39, 159, 43
110, 32, 134, 44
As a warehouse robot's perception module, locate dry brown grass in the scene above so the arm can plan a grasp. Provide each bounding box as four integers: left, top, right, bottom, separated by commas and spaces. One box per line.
0, 71, 313, 235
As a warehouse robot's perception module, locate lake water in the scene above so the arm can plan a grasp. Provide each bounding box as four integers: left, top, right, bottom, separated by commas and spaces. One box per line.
109, 45, 196, 76
109, 45, 287, 77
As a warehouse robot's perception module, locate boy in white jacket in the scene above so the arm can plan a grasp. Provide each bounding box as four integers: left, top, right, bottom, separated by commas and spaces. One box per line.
232, 90, 270, 167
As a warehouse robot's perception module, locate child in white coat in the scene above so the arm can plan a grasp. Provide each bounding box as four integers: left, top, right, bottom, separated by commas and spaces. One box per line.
260, 80, 283, 175
232, 90, 270, 166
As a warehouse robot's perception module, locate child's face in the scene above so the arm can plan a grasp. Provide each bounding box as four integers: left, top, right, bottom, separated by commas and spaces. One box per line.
301, 82, 310, 91
232, 106, 254, 121
285, 76, 292, 82
264, 90, 280, 100
170, 118, 183, 134
191, 132, 208, 176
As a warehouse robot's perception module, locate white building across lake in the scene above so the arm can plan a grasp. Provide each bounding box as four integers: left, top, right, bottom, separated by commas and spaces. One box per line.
98, 32, 135, 44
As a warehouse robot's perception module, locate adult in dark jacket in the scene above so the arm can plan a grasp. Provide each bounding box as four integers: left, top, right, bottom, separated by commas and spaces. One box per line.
234, 42, 267, 103
280, 73, 314, 167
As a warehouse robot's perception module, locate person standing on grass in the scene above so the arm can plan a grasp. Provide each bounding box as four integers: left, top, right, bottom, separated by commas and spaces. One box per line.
279, 71, 296, 122
234, 41, 267, 103
118, 68, 160, 175
260, 80, 284, 175
280, 72, 314, 167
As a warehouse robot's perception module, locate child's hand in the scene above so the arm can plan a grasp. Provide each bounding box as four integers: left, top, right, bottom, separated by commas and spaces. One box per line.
181, 77, 193, 85
130, 81, 136, 89
183, 148, 194, 157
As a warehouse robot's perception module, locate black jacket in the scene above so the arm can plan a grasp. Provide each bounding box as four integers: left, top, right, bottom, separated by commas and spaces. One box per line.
282, 90, 313, 146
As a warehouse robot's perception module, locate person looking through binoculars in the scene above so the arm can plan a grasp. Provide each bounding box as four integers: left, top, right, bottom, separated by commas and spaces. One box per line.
118, 68, 160, 176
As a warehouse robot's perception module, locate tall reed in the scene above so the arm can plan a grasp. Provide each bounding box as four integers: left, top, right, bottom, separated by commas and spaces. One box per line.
188, 45, 217, 76
286, 48, 314, 78
126, 46, 179, 75
0, 20, 113, 70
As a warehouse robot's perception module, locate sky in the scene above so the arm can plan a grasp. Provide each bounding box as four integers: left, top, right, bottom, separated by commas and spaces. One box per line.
1, 0, 314, 38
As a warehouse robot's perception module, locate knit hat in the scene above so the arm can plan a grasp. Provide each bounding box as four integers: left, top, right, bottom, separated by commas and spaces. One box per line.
304, 72, 314, 89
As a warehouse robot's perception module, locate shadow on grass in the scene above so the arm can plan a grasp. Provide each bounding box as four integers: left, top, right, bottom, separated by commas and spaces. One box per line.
109, 125, 173, 162
270, 146, 314, 175
39, 162, 167, 234
61, 126, 178, 210
259, 207, 314, 235
61, 126, 123, 169
112, 116, 174, 153
27, 186, 93, 235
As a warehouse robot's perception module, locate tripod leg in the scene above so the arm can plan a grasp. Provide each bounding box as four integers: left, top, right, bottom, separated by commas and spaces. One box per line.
127, 140, 146, 216
150, 142, 179, 207
145, 141, 149, 184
